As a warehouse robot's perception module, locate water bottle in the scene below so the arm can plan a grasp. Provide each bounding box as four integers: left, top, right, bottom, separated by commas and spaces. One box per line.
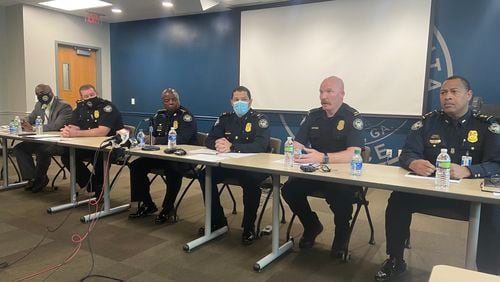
284, 137, 294, 167
350, 148, 363, 176
35, 115, 43, 135
9, 120, 16, 135
148, 125, 154, 145
136, 129, 145, 147
435, 148, 451, 189
167, 127, 177, 149
14, 116, 22, 134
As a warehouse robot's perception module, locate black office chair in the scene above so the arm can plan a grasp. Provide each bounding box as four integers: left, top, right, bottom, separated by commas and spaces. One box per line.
148, 132, 208, 222
285, 146, 376, 262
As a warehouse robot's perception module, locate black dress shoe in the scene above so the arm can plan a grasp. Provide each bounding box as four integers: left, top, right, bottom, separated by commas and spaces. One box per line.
24, 179, 35, 191
155, 208, 177, 224
128, 204, 158, 219
198, 221, 228, 236
241, 229, 257, 245
299, 221, 324, 249
32, 176, 49, 193
374, 257, 407, 281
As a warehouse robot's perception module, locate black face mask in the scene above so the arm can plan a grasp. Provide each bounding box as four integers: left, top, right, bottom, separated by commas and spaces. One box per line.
37, 93, 53, 105
85, 97, 99, 108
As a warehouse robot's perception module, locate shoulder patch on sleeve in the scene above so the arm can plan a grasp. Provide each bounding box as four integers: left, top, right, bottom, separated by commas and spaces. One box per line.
488, 122, 500, 134
258, 118, 269, 129
411, 120, 423, 130
103, 105, 113, 113
353, 118, 364, 130
183, 114, 193, 122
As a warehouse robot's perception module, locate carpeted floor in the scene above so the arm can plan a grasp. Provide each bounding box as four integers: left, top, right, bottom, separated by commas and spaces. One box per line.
0, 155, 471, 281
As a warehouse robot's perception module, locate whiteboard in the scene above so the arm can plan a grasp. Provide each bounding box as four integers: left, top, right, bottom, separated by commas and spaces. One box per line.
240, 0, 432, 115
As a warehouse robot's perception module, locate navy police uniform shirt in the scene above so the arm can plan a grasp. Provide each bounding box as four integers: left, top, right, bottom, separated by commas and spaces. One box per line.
295, 103, 364, 153
400, 110, 500, 178
69, 97, 124, 136
206, 109, 270, 153
151, 106, 197, 145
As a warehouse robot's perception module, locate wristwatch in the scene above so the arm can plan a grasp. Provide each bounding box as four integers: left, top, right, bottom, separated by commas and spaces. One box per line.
322, 152, 329, 164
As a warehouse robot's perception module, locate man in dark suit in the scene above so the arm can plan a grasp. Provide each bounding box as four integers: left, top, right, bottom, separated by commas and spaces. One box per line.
13, 84, 72, 192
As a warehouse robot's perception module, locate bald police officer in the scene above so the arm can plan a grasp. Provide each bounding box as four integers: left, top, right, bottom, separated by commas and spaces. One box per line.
128, 88, 197, 224
199, 86, 270, 245
282, 76, 364, 257
375, 75, 500, 281
60, 84, 124, 197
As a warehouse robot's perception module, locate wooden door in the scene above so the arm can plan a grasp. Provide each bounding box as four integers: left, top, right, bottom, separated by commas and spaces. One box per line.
57, 45, 97, 108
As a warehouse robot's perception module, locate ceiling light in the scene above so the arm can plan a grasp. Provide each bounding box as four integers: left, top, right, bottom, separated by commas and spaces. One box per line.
162, 1, 174, 8
200, 0, 219, 11
39, 0, 112, 11
111, 8, 122, 13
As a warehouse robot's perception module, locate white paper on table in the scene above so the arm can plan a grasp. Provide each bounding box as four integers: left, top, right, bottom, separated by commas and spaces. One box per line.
220, 153, 255, 159
189, 148, 218, 155
405, 172, 461, 183
23, 134, 61, 139
35, 137, 62, 142
184, 154, 228, 162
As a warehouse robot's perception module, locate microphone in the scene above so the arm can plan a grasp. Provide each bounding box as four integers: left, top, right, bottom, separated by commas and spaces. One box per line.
102, 128, 130, 148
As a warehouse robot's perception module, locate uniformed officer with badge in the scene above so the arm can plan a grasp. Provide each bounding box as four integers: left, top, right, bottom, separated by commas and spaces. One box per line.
198, 86, 270, 245
60, 84, 124, 197
281, 76, 364, 257
128, 88, 197, 224
375, 76, 500, 281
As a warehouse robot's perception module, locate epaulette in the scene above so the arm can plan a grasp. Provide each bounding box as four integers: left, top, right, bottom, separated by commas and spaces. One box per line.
220, 112, 231, 118
422, 110, 441, 120
308, 107, 323, 116
476, 113, 496, 124
343, 104, 360, 116
179, 108, 186, 113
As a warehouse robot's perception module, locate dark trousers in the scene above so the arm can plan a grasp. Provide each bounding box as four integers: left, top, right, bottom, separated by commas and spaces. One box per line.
129, 157, 192, 211
198, 167, 268, 231
61, 148, 103, 190
282, 177, 356, 249
13, 142, 64, 181
385, 191, 500, 275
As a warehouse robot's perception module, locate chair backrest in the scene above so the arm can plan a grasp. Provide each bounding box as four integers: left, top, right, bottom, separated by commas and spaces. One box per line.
124, 124, 136, 137
269, 137, 282, 154
361, 146, 371, 163
196, 132, 208, 146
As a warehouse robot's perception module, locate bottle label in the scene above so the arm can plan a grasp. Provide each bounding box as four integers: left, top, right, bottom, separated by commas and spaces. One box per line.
461, 156, 472, 167
436, 160, 451, 169
284, 145, 293, 153
351, 161, 362, 170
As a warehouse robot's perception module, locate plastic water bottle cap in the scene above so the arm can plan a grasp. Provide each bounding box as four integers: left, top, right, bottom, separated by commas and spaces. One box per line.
441, 148, 447, 153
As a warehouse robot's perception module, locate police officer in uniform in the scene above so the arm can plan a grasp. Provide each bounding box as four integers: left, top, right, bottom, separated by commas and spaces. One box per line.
281, 76, 364, 257
375, 75, 500, 281
128, 88, 197, 224
61, 84, 124, 197
199, 86, 270, 245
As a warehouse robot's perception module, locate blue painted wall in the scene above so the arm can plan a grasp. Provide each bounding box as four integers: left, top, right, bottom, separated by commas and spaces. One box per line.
110, 0, 500, 163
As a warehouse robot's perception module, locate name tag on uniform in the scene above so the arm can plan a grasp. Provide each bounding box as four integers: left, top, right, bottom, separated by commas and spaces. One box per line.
461, 155, 472, 167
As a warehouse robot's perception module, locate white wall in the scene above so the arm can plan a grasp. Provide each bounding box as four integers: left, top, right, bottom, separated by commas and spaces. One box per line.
22, 5, 111, 111
2, 5, 26, 123
0, 6, 5, 112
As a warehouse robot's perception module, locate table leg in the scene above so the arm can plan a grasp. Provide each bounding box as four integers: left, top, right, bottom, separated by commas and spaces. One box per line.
254, 174, 293, 271
0, 136, 29, 191
184, 166, 228, 252
80, 150, 130, 222
465, 202, 480, 269
47, 147, 93, 213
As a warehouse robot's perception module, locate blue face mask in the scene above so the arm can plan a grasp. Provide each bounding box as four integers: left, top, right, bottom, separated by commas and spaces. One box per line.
233, 101, 250, 117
